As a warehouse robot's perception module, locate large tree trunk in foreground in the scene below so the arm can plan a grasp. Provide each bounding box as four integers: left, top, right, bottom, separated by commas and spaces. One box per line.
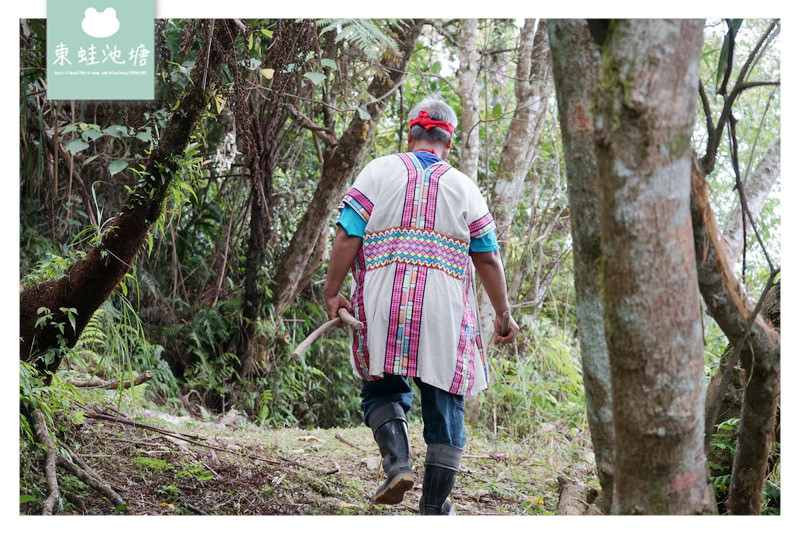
689, 158, 780, 515
270, 20, 424, 317
722, 137, 780, 267
20, 21, 238, 378
547, 18, 614, 514
593, 19, 715, 514
457, 18, 481, 182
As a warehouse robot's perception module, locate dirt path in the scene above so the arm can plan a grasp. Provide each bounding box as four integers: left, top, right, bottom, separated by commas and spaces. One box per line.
21, 404, 597, 516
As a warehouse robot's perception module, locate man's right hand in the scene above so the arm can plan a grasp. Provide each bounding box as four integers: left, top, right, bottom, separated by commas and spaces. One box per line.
493, 312, 519, 344
325, 293, 354, 324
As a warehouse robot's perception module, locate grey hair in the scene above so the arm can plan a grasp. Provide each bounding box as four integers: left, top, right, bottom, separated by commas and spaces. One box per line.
408, 97, 457, 145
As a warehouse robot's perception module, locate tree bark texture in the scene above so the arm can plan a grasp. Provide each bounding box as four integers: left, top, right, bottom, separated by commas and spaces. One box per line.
689, 158, 780, 515
491, 19, 552, 257
722, 137, 780, 267
547, 18, 614, 515
19, 20, 239, 377
593, 19, 715, 514
457, 18, 481, 182
555, 476, 601, 515
270, 20, 424, 317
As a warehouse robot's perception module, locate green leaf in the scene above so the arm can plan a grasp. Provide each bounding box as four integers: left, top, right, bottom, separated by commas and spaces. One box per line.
102, 125, 129, 138
357, 106, 371, 121
321, 58, 337, 70
66, 139, 90, 154
492, 103, 503, 118
248, 33, 254, 50
81, 129, 103, 142
108, 160, 129, 175
715, 20, 744, 92
135, 128, 153, 144
431, 61, 441, 74
303, 72, 326, 85
20, 495, 37, 504
260, 28, 274, 38
260, 68, 275, 80
60, 124, 78, 134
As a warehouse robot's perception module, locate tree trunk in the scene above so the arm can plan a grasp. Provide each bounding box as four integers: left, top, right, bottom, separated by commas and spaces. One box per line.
237, 187, 270, 380
704, 279, 780, 484
19, 21, 238, 378
234, 20, 314, 382
722, 137, 780, 267
547, 18, 614, 514
270, 20, 424, 317
593, 19, 715, 514
457, 18, 481, 182
689, 158, 780, 515
491, 19, 551, 257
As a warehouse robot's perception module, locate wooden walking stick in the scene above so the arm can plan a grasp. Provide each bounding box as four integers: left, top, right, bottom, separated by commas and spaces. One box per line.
292, 308, 363, 357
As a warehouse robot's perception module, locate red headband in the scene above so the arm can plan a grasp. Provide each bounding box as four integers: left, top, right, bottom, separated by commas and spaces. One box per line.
409, 110, 455, 134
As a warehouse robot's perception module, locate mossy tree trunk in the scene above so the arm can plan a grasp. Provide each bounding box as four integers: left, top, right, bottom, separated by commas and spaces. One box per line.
547, 18, 614, 514
19, 20, 239, 379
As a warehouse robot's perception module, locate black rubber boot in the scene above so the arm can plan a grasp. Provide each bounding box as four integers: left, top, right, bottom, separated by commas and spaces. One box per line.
367, 403, 414, 505
419, 443, 462, 515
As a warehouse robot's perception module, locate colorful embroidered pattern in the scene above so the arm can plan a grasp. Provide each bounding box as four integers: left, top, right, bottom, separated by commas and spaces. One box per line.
450, 268, 476, 395
468, 212, 496, 238
363, 227, 470, 280
382, 153, 451, 376
340, 187, 374, 222
350, 249, 377, 380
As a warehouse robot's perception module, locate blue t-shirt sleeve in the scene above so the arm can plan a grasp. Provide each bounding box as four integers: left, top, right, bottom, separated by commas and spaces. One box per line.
337, 204, 367, 238
469, 229, 499, 252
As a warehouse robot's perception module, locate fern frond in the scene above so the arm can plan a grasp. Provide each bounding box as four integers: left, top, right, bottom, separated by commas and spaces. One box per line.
317, 19, 406, 59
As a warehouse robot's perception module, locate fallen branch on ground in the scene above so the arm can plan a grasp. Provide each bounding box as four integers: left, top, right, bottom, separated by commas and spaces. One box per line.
31, 408, 125, 515
68, 370, 153, 389
335, 433, 365, 451
82, 406, 339, 475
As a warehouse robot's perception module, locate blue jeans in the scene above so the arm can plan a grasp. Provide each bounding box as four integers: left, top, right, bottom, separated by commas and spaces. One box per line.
360, 374, 466, 449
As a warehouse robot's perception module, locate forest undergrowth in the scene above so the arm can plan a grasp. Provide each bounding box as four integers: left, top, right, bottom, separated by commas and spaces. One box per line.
19, 385, 595, 516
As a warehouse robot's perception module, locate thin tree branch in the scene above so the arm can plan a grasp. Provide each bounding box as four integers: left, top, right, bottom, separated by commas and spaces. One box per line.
285, 103, 339, 146
699, 83, 714, 142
